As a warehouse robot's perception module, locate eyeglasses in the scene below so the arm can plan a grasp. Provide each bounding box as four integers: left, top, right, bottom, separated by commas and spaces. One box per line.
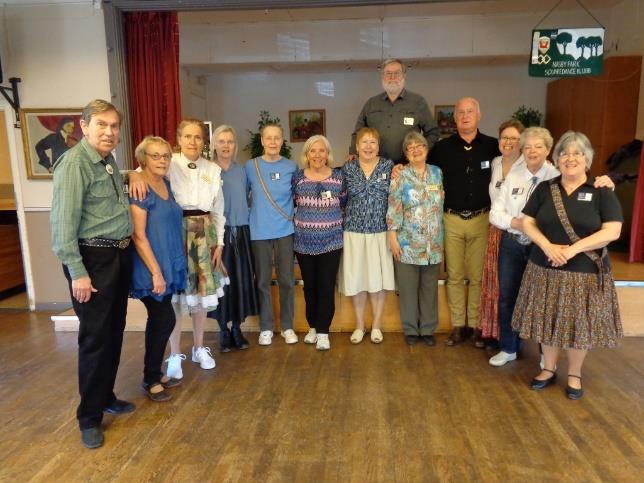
501, 136, 520, 143
383, 71, 403, 79
559, 151, 585, 159
145, 152, 172, 161
406, 144, 427, 152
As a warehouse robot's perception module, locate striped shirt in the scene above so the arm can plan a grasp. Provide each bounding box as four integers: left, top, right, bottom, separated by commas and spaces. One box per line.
292, 168, 346, 255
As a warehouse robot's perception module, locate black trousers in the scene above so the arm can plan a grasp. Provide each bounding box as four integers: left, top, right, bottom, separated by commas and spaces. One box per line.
63, 245, 132, 430
141, 295, 176, 385
295, 249, 342, 334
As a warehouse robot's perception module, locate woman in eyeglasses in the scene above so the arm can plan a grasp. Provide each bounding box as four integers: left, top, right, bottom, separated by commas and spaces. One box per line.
130, 119, 228, 380
129, 136, 187, 401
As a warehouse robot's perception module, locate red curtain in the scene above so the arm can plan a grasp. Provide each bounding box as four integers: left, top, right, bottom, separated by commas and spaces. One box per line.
125, 11, 181, 160
630, 147, 644, 262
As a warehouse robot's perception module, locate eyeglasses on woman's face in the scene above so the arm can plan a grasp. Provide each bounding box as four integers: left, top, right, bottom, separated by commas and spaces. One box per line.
406, 143, 427, 152
145, 152, 172, 161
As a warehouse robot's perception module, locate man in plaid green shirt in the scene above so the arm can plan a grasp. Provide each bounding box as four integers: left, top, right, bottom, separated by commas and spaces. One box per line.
51, 99, 133, 450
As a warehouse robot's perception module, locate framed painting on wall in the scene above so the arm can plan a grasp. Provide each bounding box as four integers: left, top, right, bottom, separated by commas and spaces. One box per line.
288, 109, 326, 142
434, 105, 457, 138
19, 108, 83, 179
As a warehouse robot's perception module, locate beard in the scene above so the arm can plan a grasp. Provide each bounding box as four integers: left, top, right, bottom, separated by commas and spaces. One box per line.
382, 79, 405, 97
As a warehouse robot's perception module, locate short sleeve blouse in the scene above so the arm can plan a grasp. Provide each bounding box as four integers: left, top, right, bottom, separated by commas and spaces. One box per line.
523, 176, 624, 273
343, 157, 394, 233
129, 181, 187, 300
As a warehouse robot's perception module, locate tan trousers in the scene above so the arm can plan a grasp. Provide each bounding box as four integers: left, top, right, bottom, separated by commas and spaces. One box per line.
444, 212, 489, 328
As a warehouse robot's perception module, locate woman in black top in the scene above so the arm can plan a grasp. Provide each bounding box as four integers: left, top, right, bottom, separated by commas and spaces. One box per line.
512, 131, 623, 400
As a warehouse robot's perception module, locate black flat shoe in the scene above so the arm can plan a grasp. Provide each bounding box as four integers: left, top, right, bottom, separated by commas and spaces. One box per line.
422, 335, 436, 346
141, 383, 172, 402
231, 325, 250, 350
530, 368, 557, 390
104, 399, 136, 414
405, 335, 419, 346
219, 327, 233, 353
81, 427, 104, 449
566, 375, 584, 400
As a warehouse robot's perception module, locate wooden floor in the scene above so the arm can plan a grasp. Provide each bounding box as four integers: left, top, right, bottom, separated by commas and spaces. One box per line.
1, 311, 643, 482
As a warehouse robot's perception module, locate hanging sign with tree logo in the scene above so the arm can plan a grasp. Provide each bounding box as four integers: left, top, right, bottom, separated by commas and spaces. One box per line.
529, 28, 604, 77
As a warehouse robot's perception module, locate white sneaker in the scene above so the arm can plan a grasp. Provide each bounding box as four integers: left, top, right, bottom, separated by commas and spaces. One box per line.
316, 333, 330, 351
281, 329, 299, 344
165, 353, 186, 379
489, 351, 517, 367
192, 346, 216, 370
258, 330, 273, 346
304, 328, 317, 344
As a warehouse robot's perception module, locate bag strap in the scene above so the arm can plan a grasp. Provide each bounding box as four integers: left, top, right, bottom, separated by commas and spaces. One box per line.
549, 180, 606, 278
253, 157, 293, 222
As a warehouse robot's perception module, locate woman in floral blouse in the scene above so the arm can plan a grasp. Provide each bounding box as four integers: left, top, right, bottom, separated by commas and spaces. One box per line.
387, 131, 444, 346
340, 127, 395, 344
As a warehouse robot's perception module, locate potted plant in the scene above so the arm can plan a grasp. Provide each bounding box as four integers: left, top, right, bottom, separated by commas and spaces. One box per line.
512, 105, 543, 127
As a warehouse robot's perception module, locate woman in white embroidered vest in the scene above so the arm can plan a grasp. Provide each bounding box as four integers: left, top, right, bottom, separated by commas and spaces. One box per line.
512, 131, 623, 400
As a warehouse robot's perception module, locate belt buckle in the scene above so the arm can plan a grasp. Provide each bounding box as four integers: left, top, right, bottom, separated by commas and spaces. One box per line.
118, 238, 130, 249
460, 210, 472, 219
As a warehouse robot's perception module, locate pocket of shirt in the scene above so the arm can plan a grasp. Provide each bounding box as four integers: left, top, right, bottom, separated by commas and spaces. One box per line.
89, 175, 114, 198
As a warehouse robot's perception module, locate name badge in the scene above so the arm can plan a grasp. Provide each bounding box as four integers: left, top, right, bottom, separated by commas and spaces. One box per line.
577, 192, 593, 201
201, 174, 212, 184
380, 173, 388, 180
427, 184, 440, 191
321, 190, 332, 199
403, 117, 415, 126
495, 180, 503, 189
511, 187, 524, 195
270, 172, 280, 181
480, 160, 490, 169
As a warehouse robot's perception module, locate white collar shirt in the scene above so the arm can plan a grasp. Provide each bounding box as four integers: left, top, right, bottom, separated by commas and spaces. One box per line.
489, 161, 559, 234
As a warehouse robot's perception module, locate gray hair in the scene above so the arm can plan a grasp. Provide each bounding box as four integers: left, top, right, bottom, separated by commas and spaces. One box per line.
300, 134, 335, 167
134, 136, 172, 168
381, 58, 406, 73
402, 131, 429, 155
455, 97, 481, 116
212, 124, 238, 161
520, 126, 554, 150
552, 131, 594, 171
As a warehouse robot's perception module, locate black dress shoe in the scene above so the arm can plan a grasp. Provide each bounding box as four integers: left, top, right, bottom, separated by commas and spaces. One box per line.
219, 327, 233, 353
104, 399, 136, 415
161, 377, 182, 389
422, 335, 436, 346
530, 369, 557, 390
81, 427, 104, 449
446, 327, 463, 346
566, 375, 584, 400
405, 335, 419, 346
472, 329, 485, 348
231, 325, 250, 350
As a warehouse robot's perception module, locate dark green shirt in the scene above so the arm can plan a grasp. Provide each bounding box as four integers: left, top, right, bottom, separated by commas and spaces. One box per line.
349, 89, 439, 164
50, 137, 132, 279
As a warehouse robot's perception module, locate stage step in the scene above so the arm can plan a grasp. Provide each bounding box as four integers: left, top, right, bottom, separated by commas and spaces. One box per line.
52, 281, 644, 336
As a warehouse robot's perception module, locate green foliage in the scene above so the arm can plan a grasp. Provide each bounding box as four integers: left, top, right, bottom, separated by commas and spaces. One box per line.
244, 110, 292, 160
512, 105, 543, 128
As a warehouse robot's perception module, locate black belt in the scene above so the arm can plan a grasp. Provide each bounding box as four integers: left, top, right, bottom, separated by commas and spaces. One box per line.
183, 209, 210, 217
445, 207, 489, 220
78, 237, 131, 249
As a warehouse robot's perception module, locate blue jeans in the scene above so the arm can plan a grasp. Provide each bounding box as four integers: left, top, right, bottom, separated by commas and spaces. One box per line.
498, 232, 531, 354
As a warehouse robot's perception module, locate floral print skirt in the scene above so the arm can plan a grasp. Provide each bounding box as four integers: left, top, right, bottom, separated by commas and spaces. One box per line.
173, 214, 229, 313
479, 225, 502, 339
512, 261, 623, 350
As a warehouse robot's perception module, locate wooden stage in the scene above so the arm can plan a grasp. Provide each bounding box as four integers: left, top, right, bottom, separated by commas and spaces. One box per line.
0, 311, 642, 482
52, 251, 644, 336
